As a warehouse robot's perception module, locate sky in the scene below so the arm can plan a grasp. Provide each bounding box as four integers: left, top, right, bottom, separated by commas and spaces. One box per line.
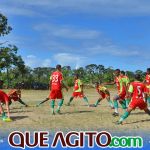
0, 0, 150, 71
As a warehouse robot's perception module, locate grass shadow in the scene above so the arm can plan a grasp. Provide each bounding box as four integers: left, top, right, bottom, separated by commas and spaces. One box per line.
11, 116, 28, 121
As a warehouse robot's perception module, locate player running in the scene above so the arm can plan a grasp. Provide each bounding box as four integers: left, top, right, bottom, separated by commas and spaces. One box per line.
92, 82, 113, 108
7, 85, 28, 107
120, 71, 130, 107
67, 74, 89, 107
105, 69, 127, 117
117, 74, 150, 124
49, 65, 68, 115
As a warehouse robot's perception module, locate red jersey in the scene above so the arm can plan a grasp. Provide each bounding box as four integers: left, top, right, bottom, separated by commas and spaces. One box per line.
129, 81, 146, 100
7, 89, 21, 101
145, 74, 150, 85
50, 71, 63, 90
115, 76, 126, 94
0, 90, 9, 103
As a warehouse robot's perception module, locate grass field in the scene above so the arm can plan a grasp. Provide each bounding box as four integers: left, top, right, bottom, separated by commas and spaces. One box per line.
1, 88, 150, 132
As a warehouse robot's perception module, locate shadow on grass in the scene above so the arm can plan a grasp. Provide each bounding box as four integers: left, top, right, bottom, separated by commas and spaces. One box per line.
63, 110, 94, 115
10, 110, 32, 114
11, 116, 28, 121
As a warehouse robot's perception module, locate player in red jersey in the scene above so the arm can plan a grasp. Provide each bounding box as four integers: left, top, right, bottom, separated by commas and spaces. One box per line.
7, 85, 28, 107
144, 68, 150, 108
49, 65, 68, 114
0, 81, 12, 122
105, 69, 127, 117
117, 74, 150, 124
91, 82, 113, 108
120, 71, 130, 107
67, 74, 89, 107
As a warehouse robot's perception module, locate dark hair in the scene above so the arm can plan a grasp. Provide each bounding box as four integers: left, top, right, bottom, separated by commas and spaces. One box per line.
134, 74, 141, 81
147, 68, 150, 72
115, 69, 120, 73
74, 74, 79, 78
56, 64, 61, 69
121, 71, 125, 75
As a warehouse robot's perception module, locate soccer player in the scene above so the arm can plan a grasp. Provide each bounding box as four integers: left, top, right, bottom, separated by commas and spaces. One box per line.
120, 71, 130, 107
105, 69, 127, 117
144, 68, 150, 108
117, 74, 150, 124
67, 74, 89, 107
93, 82, 113, 108
0, 90, 12, 122
7, 85, 28, 107
49, 65, 68, 115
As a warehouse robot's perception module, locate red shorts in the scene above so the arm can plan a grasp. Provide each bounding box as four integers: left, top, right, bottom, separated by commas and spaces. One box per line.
119, 91, 126, 100
99, 92, 109, 99
0, 90, 9, 103
49, 90, 63, 100
72, 92, 84, 98
129, 98, 147, 110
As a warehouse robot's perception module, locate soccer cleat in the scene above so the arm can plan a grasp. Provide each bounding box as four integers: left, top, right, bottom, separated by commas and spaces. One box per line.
115, 121, 123, 125
112, 112, 119, 117
3, 117, 12, 122
56, 109, 61, 114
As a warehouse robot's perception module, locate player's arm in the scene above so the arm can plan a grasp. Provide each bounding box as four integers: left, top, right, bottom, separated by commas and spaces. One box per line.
49, 76, 52, 91
5, 100, 10, 118
103, 79, 116, 85
62, 81, 68, 91
105, 89, 110, 96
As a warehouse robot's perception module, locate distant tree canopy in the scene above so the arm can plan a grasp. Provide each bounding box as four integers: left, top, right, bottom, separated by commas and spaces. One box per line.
0, 13, 12, 37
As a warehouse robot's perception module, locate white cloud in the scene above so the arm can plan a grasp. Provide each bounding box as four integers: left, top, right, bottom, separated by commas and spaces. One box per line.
53, 53, 87, 69
34, 23, 101, 40
24, 55, 51, 68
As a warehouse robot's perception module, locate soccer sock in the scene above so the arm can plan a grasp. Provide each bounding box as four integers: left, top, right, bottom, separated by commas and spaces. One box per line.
125, 99, 130, 107
83, 97, 89, 105
107, 100, 113, 108
119, 111, 130, 123
114, 100, 119, 113
120, 100, 127, 110
68, 97, 74, 104
147, 97, 150, 107
95, 99, 101, 107
50, 100, 55, 113
57, 99, 64, 111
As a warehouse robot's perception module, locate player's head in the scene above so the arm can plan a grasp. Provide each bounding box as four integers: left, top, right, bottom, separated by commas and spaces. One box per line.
147, 68, 150, 74
95, 82, 99, 87
134, 74, 142, 81
120, 71, 125, 76
114, 69, 120, 76
56, 64, 62, 71
74, 74, 79, 80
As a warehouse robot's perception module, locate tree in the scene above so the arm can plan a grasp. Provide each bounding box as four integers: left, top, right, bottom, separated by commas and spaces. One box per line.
0, 13, 12, 37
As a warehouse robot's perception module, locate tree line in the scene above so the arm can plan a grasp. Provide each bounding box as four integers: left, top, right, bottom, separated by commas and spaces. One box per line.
0, 13, 146, 89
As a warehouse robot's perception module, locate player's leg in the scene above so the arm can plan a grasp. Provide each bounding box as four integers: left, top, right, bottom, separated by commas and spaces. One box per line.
117, 107, 133, 124
50, 100, 55, 115
83, 95, 89, 106
18, 98, 28, 107
94, 98, 102, 107
112, 95, 119, 116
56, 99, 64, 114
36, 98, 49, 107
106, 96, 114, 108
125, 98, 130, 107
67, 96, 74, 106
147, 97, 150, 109
119, 99, 127, 112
